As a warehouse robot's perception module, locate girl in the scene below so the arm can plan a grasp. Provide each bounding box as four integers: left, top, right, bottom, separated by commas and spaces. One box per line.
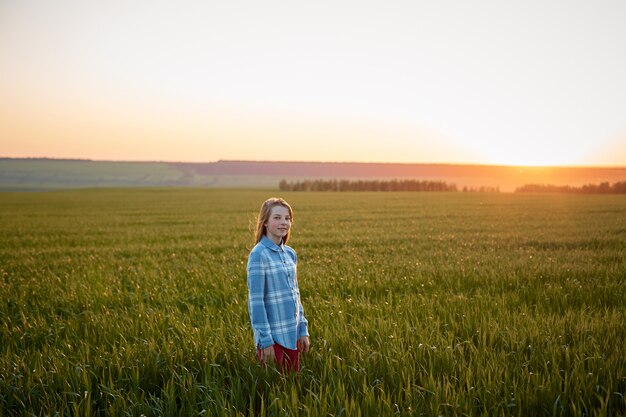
247, 197, 310, 372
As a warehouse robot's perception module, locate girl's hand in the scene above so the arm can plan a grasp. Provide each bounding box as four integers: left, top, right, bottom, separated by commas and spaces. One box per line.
297, 336, 310, 353
260, 345, 275, 363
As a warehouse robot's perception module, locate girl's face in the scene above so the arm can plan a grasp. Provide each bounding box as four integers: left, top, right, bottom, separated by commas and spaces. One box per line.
265, 205, 291, 245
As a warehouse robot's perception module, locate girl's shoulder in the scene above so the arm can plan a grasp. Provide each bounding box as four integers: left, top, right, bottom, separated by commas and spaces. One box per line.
249, 241, 267, 256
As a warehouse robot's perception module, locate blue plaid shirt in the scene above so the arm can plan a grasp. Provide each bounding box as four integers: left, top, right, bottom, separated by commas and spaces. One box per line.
247, 235, 309, 350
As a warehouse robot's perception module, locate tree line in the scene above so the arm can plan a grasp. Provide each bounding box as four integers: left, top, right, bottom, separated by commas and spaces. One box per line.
279, 179, 468, 192
515, 181, 626, 194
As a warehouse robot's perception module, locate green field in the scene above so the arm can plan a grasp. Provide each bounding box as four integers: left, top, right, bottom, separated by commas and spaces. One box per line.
1, 189, 625, 416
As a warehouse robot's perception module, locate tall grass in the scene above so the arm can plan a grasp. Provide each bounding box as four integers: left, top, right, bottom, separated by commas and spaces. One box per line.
1, 189, 624, 416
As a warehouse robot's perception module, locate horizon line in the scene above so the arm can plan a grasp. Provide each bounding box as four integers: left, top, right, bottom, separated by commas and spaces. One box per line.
1, 156, 625, 170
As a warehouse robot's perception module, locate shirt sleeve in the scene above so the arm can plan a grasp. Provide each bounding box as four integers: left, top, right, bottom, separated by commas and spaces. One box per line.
247, 250, 274, 349
292, 249, 309, 339
297, 302, 309, 338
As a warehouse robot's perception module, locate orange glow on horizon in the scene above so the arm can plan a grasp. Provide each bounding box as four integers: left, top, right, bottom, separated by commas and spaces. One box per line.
1, 79, 624, 167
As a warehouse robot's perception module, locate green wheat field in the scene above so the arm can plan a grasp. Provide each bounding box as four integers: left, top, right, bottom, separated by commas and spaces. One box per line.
1, 189, 625, 416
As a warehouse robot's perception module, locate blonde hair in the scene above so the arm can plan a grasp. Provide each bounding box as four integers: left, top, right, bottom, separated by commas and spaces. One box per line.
254, 197, 294, 244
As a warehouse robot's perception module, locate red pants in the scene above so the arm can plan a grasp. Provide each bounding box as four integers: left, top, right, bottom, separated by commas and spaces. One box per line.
257, 344, 300, 372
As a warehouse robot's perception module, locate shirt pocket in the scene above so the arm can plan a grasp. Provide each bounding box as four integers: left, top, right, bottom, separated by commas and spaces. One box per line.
272, 252, 294, 285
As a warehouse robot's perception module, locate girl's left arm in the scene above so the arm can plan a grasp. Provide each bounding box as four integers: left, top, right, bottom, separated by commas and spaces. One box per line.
297, 335, 310, 353
293, 249, 309, 340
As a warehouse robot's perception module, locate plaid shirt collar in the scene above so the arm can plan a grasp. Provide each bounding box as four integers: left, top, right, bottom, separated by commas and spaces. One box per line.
260, 235, 284, 252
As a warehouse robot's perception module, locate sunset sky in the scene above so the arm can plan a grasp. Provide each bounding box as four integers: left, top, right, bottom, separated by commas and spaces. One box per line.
1, 0, 625, 166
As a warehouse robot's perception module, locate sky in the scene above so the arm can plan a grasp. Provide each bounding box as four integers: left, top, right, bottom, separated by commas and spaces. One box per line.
1, 0, 625, 166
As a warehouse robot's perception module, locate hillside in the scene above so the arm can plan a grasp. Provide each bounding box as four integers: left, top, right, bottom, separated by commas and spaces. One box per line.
1, 158, 624, 191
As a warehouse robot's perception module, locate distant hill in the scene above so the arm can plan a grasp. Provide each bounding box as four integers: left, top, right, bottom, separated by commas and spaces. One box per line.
1, 158, 624, 192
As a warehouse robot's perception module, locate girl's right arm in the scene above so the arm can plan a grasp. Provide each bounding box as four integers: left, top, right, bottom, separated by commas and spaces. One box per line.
247, 251, 274, 349
259, 345, 276, 363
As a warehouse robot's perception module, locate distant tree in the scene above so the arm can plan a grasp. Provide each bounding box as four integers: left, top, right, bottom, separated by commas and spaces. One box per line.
516, 181, 626, 194
277, 178, 466, 192
614, 181, 626, 193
